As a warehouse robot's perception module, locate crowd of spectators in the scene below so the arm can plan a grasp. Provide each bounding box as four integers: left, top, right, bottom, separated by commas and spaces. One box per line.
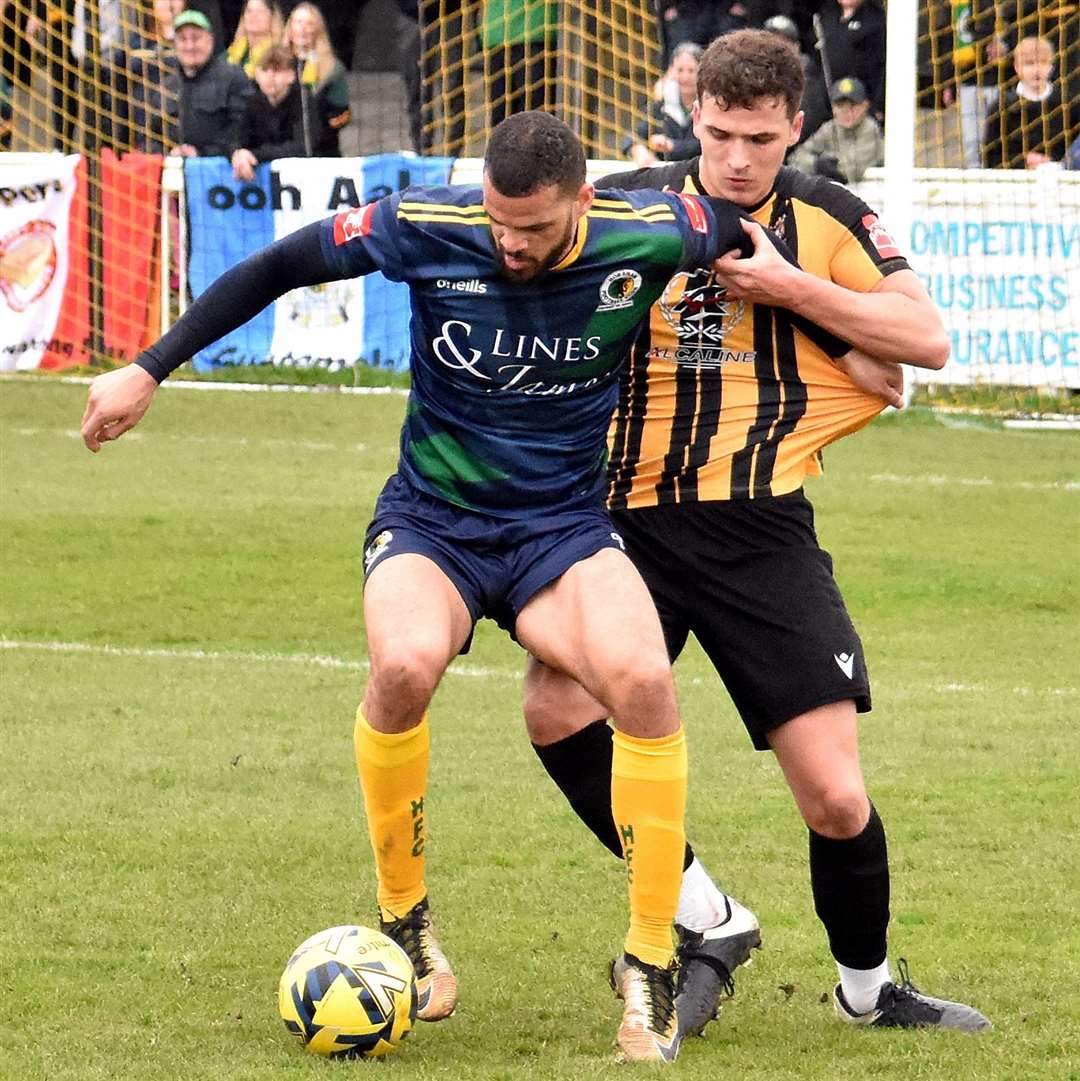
634, 0, 1077, 177
1, 0, 1076, 176
0, 0, 351, 163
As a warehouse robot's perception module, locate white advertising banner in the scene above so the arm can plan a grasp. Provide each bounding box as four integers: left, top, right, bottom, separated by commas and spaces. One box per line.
856, 169, 1080, 388
0, 154, 81, 372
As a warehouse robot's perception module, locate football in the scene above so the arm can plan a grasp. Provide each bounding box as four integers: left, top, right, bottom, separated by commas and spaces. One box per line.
278, 925, 418, 1058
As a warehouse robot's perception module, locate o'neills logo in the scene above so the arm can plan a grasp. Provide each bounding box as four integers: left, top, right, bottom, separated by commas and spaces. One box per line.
655, 268, 754, 368
0, 221, 58, 312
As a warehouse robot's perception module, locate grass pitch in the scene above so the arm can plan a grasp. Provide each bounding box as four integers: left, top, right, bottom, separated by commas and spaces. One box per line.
2, 378, 1078, 1081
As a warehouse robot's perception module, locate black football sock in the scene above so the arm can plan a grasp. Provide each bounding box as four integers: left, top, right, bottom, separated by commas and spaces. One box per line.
808, 802, 890, 970
533, 719, 694, 869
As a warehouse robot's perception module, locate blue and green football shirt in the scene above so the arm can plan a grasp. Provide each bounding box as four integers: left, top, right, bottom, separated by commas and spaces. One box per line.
319, 185, 751, 518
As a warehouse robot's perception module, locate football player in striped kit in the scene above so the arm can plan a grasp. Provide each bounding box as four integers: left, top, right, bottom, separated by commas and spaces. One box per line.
523, 29, 991, 1040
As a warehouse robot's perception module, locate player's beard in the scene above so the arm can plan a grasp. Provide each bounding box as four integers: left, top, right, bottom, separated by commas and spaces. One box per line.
495, 211, 578, 283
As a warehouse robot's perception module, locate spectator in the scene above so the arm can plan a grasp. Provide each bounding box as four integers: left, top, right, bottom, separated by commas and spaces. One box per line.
655, 1, 762, 66
231, 43, 309, 179
815, 0, 886, 123
982, 34, 1070, 169
0, 70, 11, 150
623, 42, 701, 167
169, 8, 251, 158
482, 0, 556, 129
1064, 131, 1080, 171
284, 1, 350, 156
128, 0, 184, 153
790, 75, 883, 184
940, 1, 1002, 169
227, 0, 283, 76
998, 1, 1080, 111
184, 0, 226, 53
763, 12, 830, 143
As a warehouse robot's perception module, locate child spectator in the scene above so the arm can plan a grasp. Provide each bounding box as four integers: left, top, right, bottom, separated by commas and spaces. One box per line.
169, 8, 251, 158
227, 0, 283, 77
231, 43, 310, 179
623, 42, 701, 168
982, 34, 1070, 168
284, 1, 350, 157
790, 76, 883, 184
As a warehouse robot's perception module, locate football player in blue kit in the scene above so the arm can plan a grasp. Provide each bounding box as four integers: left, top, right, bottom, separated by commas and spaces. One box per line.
80, 111, 842, 1063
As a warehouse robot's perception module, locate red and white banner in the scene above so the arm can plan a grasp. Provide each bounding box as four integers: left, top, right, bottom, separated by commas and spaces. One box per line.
0, 154, 87, 371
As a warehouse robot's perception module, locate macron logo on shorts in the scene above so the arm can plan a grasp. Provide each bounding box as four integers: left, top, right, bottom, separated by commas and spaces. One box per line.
834, 652, 855, 679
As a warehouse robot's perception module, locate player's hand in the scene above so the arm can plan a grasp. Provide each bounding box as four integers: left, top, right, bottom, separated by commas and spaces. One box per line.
81, 364, 159, 452
712, 219, 800, 307
834, 349, 904, 408
648, 133, 674, 153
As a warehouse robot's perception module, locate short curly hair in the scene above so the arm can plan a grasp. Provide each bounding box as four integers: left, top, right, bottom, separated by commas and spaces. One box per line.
484, 111, 586, 198
698, 29, 804, 119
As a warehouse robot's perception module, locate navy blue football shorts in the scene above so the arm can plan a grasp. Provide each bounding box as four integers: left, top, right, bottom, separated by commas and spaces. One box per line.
363, 474, 627, 650
610, 490, 871, 750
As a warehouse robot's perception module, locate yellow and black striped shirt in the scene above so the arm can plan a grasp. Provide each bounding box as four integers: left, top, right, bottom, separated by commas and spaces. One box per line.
598, 161, 909, 508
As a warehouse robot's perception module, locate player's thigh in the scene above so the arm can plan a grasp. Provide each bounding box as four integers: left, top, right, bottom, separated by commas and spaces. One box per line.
767, 699, 870, 837
364, 552, 473, 683
692, 547, 870, 749
515, 547, 677, 735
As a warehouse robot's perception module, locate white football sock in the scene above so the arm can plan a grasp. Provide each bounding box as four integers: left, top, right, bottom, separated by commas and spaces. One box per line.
676, 858, 731, 932
838, 960, 892, 1015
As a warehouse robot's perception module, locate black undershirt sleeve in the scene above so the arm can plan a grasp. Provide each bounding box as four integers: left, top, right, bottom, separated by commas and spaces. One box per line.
135, 221, 342, 383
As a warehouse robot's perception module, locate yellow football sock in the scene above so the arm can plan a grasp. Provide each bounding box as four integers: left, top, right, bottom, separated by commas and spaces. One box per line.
611, 726, 688, 968
354, 706, 430, 919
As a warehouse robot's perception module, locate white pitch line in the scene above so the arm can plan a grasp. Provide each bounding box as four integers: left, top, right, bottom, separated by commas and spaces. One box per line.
2, 638, 1074, 697
0, 638, 517, 682
869, 472, 1079, 492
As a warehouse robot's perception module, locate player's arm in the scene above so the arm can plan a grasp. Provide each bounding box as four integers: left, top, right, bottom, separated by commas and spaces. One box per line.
713, 219, 949, 369
82, 199, 402, 452
684, 193, 853, 359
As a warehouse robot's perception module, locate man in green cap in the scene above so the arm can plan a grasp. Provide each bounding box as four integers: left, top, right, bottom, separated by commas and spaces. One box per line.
170, 8, 251, 159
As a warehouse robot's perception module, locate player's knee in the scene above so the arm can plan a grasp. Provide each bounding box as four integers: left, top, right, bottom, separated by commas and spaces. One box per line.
522, 677, 562, 742
802, 785, 870, 839
368, 639, 444, 714
604, 651, 676, 722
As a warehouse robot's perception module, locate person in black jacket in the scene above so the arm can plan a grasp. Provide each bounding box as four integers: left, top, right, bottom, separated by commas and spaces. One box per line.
815, 0, 886, 123
169, 8, 251, 158
231, 43, 311, 179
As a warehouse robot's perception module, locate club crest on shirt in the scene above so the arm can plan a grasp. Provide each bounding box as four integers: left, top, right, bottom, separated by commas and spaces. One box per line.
597, 268, 642, 312
364, 529, 393, 572
654, 268, 753, 368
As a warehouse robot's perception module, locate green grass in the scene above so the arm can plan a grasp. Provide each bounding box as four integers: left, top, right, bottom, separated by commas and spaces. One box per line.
2, 378, 1078, 1080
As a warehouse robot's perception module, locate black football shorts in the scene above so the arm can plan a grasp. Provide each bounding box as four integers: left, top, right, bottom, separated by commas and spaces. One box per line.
610, 490, 871, 749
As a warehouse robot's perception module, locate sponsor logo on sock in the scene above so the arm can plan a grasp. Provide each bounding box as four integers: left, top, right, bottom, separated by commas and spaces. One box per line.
834, 651, 855, 679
